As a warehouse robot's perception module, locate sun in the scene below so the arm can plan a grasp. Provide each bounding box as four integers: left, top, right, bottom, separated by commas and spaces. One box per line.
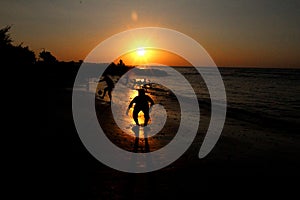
137, 48, 145, 56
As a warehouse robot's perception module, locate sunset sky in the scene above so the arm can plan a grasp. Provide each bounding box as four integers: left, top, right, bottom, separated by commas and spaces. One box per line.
1, 0, 299, 67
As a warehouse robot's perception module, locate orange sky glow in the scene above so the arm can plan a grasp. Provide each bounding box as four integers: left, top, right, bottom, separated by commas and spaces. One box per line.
114, 48, 192, 67
1, 1, 299, 68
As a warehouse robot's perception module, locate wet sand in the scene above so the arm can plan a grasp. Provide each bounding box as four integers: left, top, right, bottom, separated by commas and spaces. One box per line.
47, 85, 300, 199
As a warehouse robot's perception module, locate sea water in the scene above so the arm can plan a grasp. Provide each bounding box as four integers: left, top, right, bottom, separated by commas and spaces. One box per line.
175, 67, 300, 126
84, 66, 300, 130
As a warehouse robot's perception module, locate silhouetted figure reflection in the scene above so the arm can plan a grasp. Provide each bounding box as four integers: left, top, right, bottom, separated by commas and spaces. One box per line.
132, 126, 140, 153
98, 75, 114, 102
132, 125, 150, 152
126, 89, 154, 126
144, 126, 150, 152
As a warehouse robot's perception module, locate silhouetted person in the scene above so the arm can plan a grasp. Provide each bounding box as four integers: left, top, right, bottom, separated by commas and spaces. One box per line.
118, 59, 125, 67
126, 89, 154, 126
98, 75, 114, 102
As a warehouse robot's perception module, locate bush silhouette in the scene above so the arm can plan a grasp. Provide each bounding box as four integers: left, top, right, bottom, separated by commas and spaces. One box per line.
0, 26, 36, 65
39, 50, 57, 64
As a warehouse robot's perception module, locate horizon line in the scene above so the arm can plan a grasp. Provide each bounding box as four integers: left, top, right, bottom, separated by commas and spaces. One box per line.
79, 62, 300, 69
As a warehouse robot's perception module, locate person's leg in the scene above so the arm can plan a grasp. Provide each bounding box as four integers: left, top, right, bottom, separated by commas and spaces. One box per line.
101, 87, 108, 98
142, 107, 150, 126
108, 88, 112, 101
133, 109, 140, 126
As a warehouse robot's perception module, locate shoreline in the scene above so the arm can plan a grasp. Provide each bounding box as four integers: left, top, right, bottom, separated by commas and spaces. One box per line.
47, 84, 300, 199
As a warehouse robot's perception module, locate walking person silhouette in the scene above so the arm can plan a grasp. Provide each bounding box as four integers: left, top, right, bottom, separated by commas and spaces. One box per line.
126, 89, 154, 126
98, 75, 114, 102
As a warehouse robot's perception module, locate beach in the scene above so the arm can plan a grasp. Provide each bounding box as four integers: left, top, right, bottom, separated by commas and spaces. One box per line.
46, 67, 300, 199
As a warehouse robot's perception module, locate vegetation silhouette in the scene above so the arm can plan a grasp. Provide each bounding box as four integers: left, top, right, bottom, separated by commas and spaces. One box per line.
0, 25, 133, 90
39, 49, 58, 64
0, 26, 35, 65
102, 60, 131, 77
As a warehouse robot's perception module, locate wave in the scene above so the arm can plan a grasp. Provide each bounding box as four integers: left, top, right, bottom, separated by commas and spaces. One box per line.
133, 68, 168, 76
162, 90, 299, 133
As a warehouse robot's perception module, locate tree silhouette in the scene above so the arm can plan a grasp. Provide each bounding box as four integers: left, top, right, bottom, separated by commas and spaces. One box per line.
0, 26, 13, 47
0, 25, 36, 65
39, 49, 57, 64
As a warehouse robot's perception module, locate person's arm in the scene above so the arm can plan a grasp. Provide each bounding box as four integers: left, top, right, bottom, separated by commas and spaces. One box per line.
147, 96, 154, 113
126, 98, 136, 115
128, 98, 136, 109
147, 95, 154, 107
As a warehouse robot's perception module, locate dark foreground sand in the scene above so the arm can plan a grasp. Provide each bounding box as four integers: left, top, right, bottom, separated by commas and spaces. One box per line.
46, 85, 300, 199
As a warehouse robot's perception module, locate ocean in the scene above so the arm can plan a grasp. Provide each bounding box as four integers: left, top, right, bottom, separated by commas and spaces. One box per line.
175, 67, 300, 129
68, 66, 300, 199
83, 66, 300, 132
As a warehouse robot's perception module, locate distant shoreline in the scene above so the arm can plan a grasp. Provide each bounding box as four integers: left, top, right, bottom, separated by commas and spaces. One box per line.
79, 62, 300, 69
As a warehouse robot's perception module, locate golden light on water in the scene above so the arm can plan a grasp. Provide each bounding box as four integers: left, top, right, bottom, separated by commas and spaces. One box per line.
128, 88, 138, 100
127, 89, 140, 126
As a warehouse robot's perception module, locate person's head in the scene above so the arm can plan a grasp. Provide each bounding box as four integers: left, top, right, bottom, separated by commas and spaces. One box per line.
138, 89, 145, 96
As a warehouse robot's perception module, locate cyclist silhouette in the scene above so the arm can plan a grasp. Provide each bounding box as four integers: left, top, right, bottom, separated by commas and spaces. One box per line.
126, 89, 154, 126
